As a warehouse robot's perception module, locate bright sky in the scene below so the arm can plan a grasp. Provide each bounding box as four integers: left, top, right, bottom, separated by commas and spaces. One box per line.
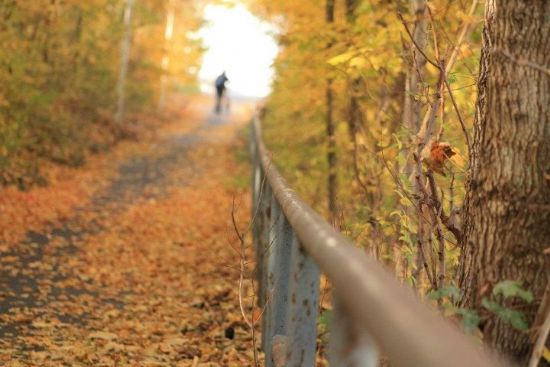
198, 4, 278, 98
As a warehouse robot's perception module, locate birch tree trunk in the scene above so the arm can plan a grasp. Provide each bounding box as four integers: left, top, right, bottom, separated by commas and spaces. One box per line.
459, 1, 550, 362
158, 1, 175, 112
115, 0, 135, 123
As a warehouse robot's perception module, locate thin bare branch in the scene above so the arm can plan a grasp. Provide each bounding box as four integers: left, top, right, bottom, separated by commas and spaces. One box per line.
231, 197, 260, 367
443, 0, 480, 75
397, 12, 440, 69
444, 78, 471, 157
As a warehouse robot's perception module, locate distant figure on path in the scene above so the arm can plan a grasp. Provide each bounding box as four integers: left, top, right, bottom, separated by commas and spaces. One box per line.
214, 72, 229, 114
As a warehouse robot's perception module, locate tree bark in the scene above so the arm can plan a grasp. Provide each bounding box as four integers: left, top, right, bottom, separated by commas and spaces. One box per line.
345, 0, 362, 140
326, 0, 337, 222
345, 0, 365, 196
459, 1, 550, 363
408, 0, 427, 132
405, 0, 429, 290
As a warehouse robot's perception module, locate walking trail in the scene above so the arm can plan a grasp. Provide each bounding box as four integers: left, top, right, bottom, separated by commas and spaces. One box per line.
0, 96, 255, 366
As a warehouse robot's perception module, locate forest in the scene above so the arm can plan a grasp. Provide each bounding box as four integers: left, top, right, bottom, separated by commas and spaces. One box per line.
0, 0, 548, 366
0, 0, 201, 188
250, 0, 549, 365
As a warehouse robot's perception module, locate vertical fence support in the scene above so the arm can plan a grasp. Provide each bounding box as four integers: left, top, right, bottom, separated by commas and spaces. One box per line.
265, 205, 293, 367
251, 138, 263, 308
328, 294, 379, 367
260, 183, 272, 352
263, 193, 277, 364
287, 234, 320, 367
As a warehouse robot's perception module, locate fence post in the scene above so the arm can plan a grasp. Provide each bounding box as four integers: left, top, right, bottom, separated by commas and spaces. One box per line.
286, 234, 320, 367
251, 142, 264, 307
263, 194, 281, 366
328, 294, 379, 367
260, 183, 272, 351
264, 202, 293, 367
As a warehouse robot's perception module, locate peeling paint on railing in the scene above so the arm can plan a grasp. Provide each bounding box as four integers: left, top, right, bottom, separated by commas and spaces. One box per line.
250, 115, 508, 367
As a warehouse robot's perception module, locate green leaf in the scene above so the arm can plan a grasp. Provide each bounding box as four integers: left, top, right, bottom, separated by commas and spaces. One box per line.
482, 298, 529, 331
492, 280, 534, 303
481, 298, 502, 313
318, 310, 331, 329
447, 73, 458, 84
508, 311, 529, 331
428, 286, 461, 302
456, 308, 480, 334
392, 133, 402, 150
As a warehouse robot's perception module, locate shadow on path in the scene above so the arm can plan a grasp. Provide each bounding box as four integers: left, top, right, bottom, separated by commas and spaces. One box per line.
0, 112, 230, 340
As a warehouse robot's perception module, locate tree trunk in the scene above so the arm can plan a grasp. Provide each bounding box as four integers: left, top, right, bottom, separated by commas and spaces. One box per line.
158, 1, 175, 112
405, 0, 429, 290
326, 0, 337, 222
408, 0, 427, 132
346, 0, 360, 138
459, 1, 550, 363
115, 0, 135, 123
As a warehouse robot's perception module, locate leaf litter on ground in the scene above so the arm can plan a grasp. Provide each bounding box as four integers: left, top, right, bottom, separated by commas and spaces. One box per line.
0, 96, 259, 366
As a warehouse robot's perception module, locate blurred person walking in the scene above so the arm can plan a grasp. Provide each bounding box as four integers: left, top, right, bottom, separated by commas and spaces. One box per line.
214, 72, 229, 114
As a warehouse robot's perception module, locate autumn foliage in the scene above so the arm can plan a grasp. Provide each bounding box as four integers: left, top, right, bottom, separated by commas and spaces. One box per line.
0, 0, 201, 188
250, 0, 476, 280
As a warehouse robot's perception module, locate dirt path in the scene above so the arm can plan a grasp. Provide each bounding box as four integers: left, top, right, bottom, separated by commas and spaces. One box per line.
0, 99, 255, 366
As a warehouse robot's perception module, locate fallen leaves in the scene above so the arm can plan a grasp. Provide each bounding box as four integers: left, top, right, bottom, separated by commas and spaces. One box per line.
0, 99, 257, 366
0, 97, 203, 251
88, 331, 119, 341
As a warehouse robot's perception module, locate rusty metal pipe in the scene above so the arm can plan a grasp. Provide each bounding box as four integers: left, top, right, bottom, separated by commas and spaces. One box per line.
252, 116, 507, 367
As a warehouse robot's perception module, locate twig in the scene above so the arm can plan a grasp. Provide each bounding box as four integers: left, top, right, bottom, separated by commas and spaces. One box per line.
231, 197, 260, 367
427, 231, 438, 288
426, 172, 447, 289
528, 306, 550, 367
426, 171, 461, 241
426, 7, 441, 62
397, 12, 439, 69
443, 0, 480, 76
404, 3, 466, 263
529, 283, 550, 367
444, 78, 471, 157
231, 198, 254, 314
417, 236, 437, 290
427, 5, 447, 146
380, 150, 460, 247
402, 0, 478, 151
351, 135, 375, 204
449, 171, 455, 211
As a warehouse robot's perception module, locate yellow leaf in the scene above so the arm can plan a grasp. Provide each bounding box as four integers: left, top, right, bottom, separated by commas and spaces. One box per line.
32, 321, 54, 329
328, 50, 356, 66
349, 56, 366, 68
450, 148, 465, 168
88, 331, 118, 341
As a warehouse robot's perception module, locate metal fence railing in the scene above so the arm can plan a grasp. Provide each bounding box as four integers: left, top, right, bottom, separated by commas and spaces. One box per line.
250, 115, 506, 367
